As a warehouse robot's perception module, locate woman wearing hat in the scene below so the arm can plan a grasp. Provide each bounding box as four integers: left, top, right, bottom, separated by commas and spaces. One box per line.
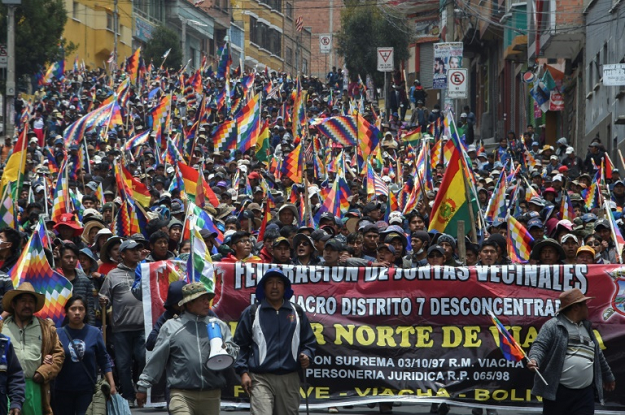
81, 221, 105, 247
90, 228, 112, 260
53, 213, 86, 249
98, 236, 123, 277
53, 296, 117, 414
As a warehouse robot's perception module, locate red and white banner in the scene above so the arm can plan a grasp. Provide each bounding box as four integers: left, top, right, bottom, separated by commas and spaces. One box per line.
143, 262, 625, 410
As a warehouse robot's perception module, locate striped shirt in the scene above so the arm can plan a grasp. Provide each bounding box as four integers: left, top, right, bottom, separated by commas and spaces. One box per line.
560, 315, 595, 389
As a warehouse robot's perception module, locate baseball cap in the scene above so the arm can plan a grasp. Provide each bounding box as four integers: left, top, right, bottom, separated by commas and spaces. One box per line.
427, 245, 445, 257
577, 246, 596, 257
272, 237, 291, 248
119, 240, 140, 252
324, 239, 344, 251
560, 234, 579, 244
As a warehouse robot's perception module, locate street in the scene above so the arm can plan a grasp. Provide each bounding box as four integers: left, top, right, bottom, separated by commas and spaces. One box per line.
132, 402, 542, 415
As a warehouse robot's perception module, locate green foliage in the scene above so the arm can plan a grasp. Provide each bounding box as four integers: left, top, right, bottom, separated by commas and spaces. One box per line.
337, 1, 413, 86
0, 0, 71, 78
143, 25, 183, 70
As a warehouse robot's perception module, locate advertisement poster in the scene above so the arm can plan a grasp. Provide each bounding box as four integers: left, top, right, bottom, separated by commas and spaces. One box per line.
433, 43, 463, 90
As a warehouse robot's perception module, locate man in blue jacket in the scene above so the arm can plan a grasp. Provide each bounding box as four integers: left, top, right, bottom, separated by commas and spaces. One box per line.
234, 268, 317, 415
0, 332, 25, 415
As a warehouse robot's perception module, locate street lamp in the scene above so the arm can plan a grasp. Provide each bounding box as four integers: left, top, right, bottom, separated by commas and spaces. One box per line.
2, 0, 21, 139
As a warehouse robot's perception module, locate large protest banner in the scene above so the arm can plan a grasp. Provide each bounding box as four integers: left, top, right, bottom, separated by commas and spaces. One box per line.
143, 262, 625, 411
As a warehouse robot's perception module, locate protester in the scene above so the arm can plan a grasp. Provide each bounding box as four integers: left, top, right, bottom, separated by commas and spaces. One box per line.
527, 289, 615, 414
136, 282, 238, 414
54, 296, 117, 414
99, 240, 145, 406
1, 283, 65, 415
0, 327, 25, 415
234, 268, 316, 415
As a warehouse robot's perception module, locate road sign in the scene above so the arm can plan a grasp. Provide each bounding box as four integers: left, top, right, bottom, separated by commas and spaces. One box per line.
447, 68, 468, 99
319, 34, 332, 54
603, 64, 625, 86
0, 43, 6, 67
377, 47, 394, 72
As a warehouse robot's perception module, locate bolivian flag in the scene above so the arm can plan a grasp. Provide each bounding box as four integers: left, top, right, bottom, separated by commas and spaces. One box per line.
428, 145, 477, 235
255, 120, 270, 163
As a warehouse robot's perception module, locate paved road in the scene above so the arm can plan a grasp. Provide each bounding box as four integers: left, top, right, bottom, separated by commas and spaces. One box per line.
132, 402, 541, 415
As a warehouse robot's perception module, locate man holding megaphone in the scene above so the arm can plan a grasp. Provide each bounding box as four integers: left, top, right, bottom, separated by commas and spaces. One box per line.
234, 268, 317, 415
135, 282, 239, 414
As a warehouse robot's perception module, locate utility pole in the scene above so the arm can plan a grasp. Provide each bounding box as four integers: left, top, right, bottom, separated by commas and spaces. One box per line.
181, 17, 188, 65
113, 0, 119, 62
442, 0, 455, 111
3, 0, 21, 139
328, 0, 333, 72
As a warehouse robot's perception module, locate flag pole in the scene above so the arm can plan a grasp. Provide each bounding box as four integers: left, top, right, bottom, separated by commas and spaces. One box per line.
448, 109, 479, 242
488, 310, 548, 386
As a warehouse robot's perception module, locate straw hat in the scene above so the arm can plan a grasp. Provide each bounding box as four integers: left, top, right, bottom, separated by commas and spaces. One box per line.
2, 282, 46, 313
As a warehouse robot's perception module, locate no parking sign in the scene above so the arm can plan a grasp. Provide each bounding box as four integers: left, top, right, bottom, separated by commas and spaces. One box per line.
447, 68, 468, 99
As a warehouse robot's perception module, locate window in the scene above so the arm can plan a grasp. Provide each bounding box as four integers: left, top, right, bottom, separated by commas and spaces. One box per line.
249, 17, 258, 44
72, 1, 79, 19
286, 46, 293, 64
107, 13, 114, 31
302, 58, 308, 74
268, 0, 282, 12
286, 2, 293, 19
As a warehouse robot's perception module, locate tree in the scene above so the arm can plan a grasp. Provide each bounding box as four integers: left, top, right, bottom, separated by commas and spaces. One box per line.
143, 25, 183, 71
337, 0, 413, 86
0, 0, 73, 80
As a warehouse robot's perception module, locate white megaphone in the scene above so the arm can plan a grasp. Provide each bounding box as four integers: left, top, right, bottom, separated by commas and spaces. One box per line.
207, 321, 234, 371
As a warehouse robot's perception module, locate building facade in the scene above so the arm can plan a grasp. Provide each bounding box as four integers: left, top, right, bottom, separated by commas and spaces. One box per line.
63, 0, 134, 70
298, 0, 344, 79
233, 0, 311, 74
583, 0, 625, 159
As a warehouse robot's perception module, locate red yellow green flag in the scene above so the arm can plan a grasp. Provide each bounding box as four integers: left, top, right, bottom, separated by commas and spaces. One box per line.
428, 145, 477, 235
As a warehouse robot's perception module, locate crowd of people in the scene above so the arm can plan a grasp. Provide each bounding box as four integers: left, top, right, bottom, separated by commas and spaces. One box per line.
0, 58, 620, 415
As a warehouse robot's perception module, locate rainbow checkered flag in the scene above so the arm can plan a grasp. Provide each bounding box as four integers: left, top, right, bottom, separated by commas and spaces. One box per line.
0, 184, 16, 229
605, 201, 625, 264
187, 217, 215, 293
506, 215, 534, 263
488, 310, 525, 362
11, 226, 73, 326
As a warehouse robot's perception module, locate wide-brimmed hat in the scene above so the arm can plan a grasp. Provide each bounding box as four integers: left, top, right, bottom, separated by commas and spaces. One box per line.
100, 236, 124, 263
53, 213, 83, 236
2, 282, 46, 313
81, 221, 105, 244
293, 234, 316, 251
557, 288, 594, 314
255, 268, 293, 301
178, 282, 214, 306
530, 238, 565, 261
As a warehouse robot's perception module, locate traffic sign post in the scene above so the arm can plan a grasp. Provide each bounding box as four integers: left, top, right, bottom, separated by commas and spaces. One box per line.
447, 68, 468, 99
319, 34, 332, 54
377, 47, 394, 72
